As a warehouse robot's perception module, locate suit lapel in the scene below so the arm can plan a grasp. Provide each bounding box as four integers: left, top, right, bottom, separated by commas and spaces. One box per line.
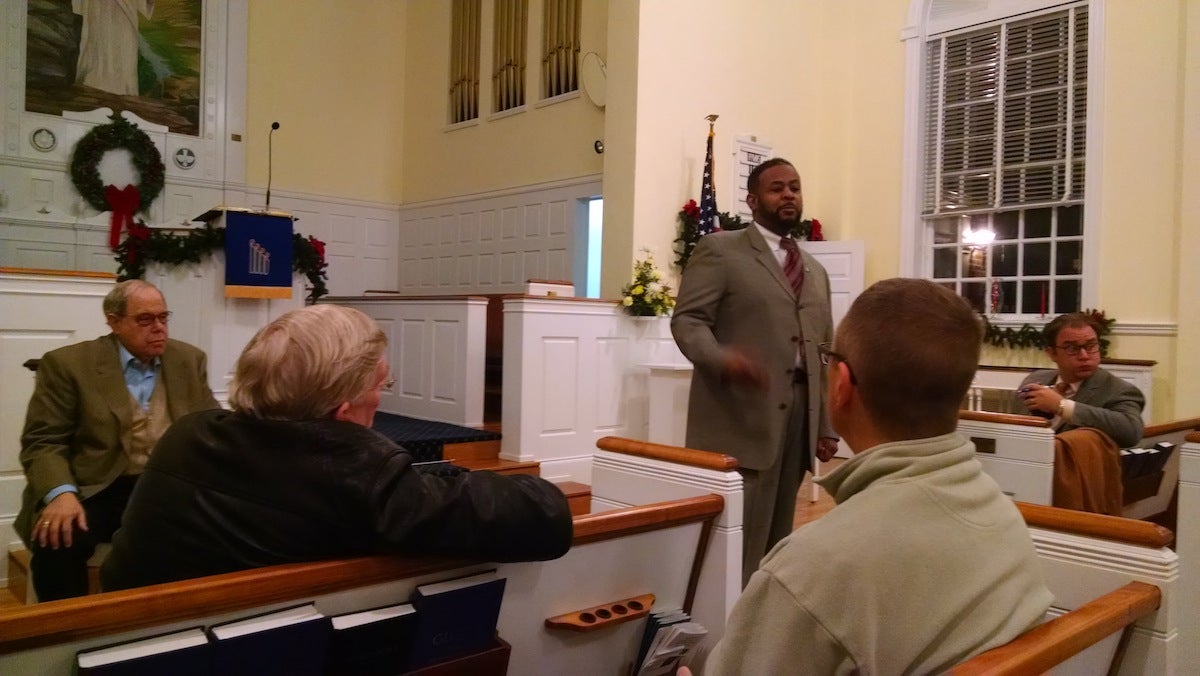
1074, 373, 1100, 403
160, 344, 188, 421
745, 226, 794, 299
93, 335, 134, 433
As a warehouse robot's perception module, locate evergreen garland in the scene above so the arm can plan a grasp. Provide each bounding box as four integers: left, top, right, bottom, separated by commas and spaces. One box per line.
673, 200, 824, 269
114, 224, 330, 303
981, 309, 1116, 357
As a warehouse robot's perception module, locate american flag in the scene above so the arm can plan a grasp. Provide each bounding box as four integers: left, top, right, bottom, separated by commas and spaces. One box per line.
697, 129, 720, 236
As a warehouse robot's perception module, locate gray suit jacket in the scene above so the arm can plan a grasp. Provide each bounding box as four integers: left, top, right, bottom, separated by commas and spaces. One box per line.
671, 226, 835, 471
16, 334, 219, 544
1018, 367, 1145, 448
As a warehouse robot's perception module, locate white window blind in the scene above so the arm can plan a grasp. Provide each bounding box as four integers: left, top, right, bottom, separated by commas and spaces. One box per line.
542, 0, 580, 99
492, 0, 527, 113
922, 4, 1089, 316
449, 0, 481, 124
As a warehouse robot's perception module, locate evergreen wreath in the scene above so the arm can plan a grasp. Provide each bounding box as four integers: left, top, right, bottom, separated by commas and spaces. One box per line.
70, 113, 165, 214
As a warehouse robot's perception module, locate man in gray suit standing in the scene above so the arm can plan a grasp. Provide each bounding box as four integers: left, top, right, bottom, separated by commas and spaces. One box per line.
1017, 312, 1144, 448
672, 157, 838, 586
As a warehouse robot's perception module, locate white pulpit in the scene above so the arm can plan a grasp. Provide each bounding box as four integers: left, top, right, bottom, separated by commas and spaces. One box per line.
645, 363, 694, 446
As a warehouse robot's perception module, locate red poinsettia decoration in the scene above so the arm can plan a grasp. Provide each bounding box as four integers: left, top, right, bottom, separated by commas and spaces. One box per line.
682, 199, 701, 220
307, 235, 327, 269
808, 218, 824, 241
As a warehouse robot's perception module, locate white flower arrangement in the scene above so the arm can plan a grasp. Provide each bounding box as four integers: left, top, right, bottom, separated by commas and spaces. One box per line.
620, 250, 675, 317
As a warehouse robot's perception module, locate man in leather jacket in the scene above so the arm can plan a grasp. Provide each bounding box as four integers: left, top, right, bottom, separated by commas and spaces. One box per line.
101, 304, 572, 591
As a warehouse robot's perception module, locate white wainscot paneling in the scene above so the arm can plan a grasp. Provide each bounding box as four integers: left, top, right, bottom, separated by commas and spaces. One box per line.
323, 297, 486, 427
501, 298, 687, 483
0, 271, 117, 572
398, 178, 600, 296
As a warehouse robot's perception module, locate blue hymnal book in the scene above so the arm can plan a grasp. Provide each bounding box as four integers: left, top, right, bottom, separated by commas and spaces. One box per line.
208, 602, 330, 676
76, 627, 211, 676
325, 602, 417, 675
408, 570, 506, 669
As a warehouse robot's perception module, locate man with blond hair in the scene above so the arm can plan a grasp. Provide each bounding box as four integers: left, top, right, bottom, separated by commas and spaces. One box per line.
102, 304, 573, 590
707, 279, 1052, 674
18, 279, 218, 601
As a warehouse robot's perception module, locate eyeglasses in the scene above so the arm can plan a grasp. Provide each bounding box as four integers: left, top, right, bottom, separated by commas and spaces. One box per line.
818, 342, 857, 384
124, 312, 172, 327
1054, 341, 1100, 356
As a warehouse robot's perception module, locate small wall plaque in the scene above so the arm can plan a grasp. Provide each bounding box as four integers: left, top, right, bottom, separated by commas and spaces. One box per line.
30, 128, 56, 152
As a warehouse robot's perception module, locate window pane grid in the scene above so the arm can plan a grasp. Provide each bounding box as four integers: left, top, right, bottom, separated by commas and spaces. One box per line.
922, 4, 1087, 317
923, 205, 1083, 314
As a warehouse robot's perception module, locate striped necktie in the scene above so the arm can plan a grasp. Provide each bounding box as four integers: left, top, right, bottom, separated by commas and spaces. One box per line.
779, 236, 805, 296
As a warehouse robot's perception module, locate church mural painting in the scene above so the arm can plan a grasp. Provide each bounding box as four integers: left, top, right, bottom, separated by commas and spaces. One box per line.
25, 0, 203, 136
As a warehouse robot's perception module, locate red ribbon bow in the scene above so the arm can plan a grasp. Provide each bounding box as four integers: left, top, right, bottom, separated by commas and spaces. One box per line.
105, 184, 140, 250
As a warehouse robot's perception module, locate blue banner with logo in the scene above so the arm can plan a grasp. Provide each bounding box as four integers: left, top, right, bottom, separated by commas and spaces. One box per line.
223, 211, 294, 298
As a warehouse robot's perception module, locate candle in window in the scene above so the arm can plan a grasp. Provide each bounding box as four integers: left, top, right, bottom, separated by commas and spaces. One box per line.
1040, 283, 1047, 316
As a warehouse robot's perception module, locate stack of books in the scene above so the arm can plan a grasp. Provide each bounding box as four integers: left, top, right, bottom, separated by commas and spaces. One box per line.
633, 606, 707, 676
75, 570, 508, 676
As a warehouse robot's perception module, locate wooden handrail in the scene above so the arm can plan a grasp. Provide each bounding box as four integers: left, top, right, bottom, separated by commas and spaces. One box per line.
950, 581, 1161, 675
1016, 502, 1174, 548
1187, 431, 1200, 444
1141, 417, 1200, 438
597, 436, 739, 471
959, 410, 1052, 427
500, 294, 619, 305
572, 494, 724, 545
0, 267, 117, 279
0, 494, 723, 654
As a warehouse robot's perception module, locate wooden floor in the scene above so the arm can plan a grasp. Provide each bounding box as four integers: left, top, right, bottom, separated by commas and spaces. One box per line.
794, 457, 847, 529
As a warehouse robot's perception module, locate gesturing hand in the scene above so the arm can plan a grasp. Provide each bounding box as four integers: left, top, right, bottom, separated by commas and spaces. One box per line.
722, 350, 768, 391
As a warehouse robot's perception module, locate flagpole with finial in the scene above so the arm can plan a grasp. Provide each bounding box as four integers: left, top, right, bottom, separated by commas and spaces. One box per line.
705, 114, 719, 193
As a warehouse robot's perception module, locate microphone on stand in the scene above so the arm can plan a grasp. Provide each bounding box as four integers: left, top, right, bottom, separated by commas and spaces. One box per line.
266, 121, 280, 211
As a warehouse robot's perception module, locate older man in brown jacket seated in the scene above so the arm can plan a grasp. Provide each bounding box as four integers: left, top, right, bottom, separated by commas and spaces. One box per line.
17, 280, 219, 601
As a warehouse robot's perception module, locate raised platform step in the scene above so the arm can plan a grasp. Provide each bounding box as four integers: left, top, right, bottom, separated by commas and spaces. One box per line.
443, 439, 502, 461
453, 457, 541, 476
555, 481, 592, 516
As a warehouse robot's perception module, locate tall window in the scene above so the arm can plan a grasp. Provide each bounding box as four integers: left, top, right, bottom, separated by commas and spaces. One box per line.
449, 0, 481, 124
492, 0, 527, 113
922, 4, 1088, 316
542, 0, 580, 99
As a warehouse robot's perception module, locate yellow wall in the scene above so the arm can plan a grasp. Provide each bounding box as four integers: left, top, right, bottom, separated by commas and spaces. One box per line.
600, 0, 908, 295
1171, 0, 1200, 420
245, 0, 407, 203
603, 0, 1195, 419
399, 0, 606, 203
238, 0, 1196, 419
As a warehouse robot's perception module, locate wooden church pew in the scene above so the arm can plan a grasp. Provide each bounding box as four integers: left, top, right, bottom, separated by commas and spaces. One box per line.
1014, 502, 1178, 674
0, 439, 738, 675
958, 410, 1197, 521
950, 581, 1161, 675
